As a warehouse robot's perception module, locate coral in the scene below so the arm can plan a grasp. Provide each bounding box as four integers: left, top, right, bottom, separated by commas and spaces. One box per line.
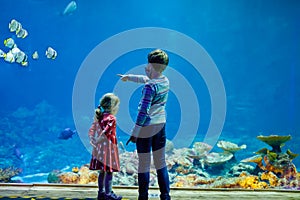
217, 140, 246, 154
204, 152, 234, 166
47, 170, 61, 183
165, 139, 174, 155
49, 136, 298, 190
286, 149, 299, 160
77, 166, 98, 184
193, 176, 215, 186
88, 171, 99, 183
260, 171, 278, 187
263, 153, 298, 179
59, 172, 80, 184
0, 167, 22, 183
119, 151, 138, 175
171, 176, 186, 187
227, 163, 255, 177
211, 177, 239, 188
188, 142, 212, 160
175, 166, 190, 175
125, 162, 136, 175
166, 148, 193, 170
257, 135, 291, 153
238, 173, 268, 189
171, 174, 214, 187
78, 173, 89, 184
72, 166, 79, 173
242, 134, 298, 184
241, 155, 265, 170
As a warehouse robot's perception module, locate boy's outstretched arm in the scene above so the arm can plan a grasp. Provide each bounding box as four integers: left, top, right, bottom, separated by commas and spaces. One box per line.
117, 74, 129, 82
117, 74, 149, 83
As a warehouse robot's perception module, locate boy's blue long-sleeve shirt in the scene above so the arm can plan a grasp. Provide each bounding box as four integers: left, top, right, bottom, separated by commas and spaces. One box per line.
127, 74, 169, 136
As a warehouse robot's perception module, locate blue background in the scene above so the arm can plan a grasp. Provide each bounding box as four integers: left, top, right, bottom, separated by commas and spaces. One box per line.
0, 0, 299, 181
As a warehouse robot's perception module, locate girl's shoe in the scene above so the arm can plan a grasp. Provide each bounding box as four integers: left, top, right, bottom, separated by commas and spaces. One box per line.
105, 191, 122, 200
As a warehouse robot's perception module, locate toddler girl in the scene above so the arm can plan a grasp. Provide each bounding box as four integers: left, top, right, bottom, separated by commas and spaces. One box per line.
89, 93, 122, 200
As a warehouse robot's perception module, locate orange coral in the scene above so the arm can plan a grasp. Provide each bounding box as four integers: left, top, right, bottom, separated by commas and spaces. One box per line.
59, 172, 80, 184
263, 156, 284, 176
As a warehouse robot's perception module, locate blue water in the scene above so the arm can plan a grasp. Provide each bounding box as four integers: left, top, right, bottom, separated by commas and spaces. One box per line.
0, 0, 299, 182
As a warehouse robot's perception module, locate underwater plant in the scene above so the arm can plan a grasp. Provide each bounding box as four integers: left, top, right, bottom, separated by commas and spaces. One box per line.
242, 135, 298, 180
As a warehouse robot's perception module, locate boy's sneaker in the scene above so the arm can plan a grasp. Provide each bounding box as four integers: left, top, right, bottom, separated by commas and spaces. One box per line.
97, 191, 106, 200
105, 191, 122, 200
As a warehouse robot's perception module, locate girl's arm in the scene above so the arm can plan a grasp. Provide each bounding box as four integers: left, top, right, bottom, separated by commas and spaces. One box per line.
94, 116, 115, 143
88, 119, 97, 147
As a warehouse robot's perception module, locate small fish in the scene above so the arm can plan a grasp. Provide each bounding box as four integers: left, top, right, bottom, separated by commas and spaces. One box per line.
45, 47, 57, 59
4, 51, 15, 63
63, 1, 77, 15
9, 19, 22, 33
0, 49, 5, 58
58, 128, 77, 140
32, 51, 39, 59
11, 47, 28, 67
4, 38, 16, 49
13, 144, 24, 160
15, 51, 28, 67
16, 28, 28, 39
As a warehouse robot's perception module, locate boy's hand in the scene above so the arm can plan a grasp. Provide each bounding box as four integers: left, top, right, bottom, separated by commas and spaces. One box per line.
126, 136, 137, 145
117, 74, 129, 82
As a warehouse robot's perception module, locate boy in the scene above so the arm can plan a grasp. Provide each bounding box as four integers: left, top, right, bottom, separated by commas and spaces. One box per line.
118, 49, 171, 200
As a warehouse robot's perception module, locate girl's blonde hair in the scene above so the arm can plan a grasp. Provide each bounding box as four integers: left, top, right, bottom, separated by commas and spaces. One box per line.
95, 93, 120, 120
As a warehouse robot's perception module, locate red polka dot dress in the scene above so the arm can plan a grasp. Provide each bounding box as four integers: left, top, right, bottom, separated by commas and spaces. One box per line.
89, 113, 120, 172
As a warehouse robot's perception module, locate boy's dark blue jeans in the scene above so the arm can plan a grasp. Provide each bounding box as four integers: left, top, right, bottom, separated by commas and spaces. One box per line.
136, 124, 171, 200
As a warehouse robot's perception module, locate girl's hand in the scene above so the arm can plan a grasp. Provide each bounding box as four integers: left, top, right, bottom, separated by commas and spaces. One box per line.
95, 134, 106, 143
117, 74, 129, 82
90, 139, 96, 148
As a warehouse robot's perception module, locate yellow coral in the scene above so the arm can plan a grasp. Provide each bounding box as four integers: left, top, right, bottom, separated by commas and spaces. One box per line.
172, 181, 185, 187
172, 176, 189, 187
186, 174, 197, 182
88, 171, 98, 183
260, 171, 278, 187
78, 166, 90, 174
59, 172, 80, 184
175, 166, 189, 174
238, 174, 268, 189
194, 177, 215, 185
78, 173, 90, 184
72, 167, 79, 173
297, 172, 300, 180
